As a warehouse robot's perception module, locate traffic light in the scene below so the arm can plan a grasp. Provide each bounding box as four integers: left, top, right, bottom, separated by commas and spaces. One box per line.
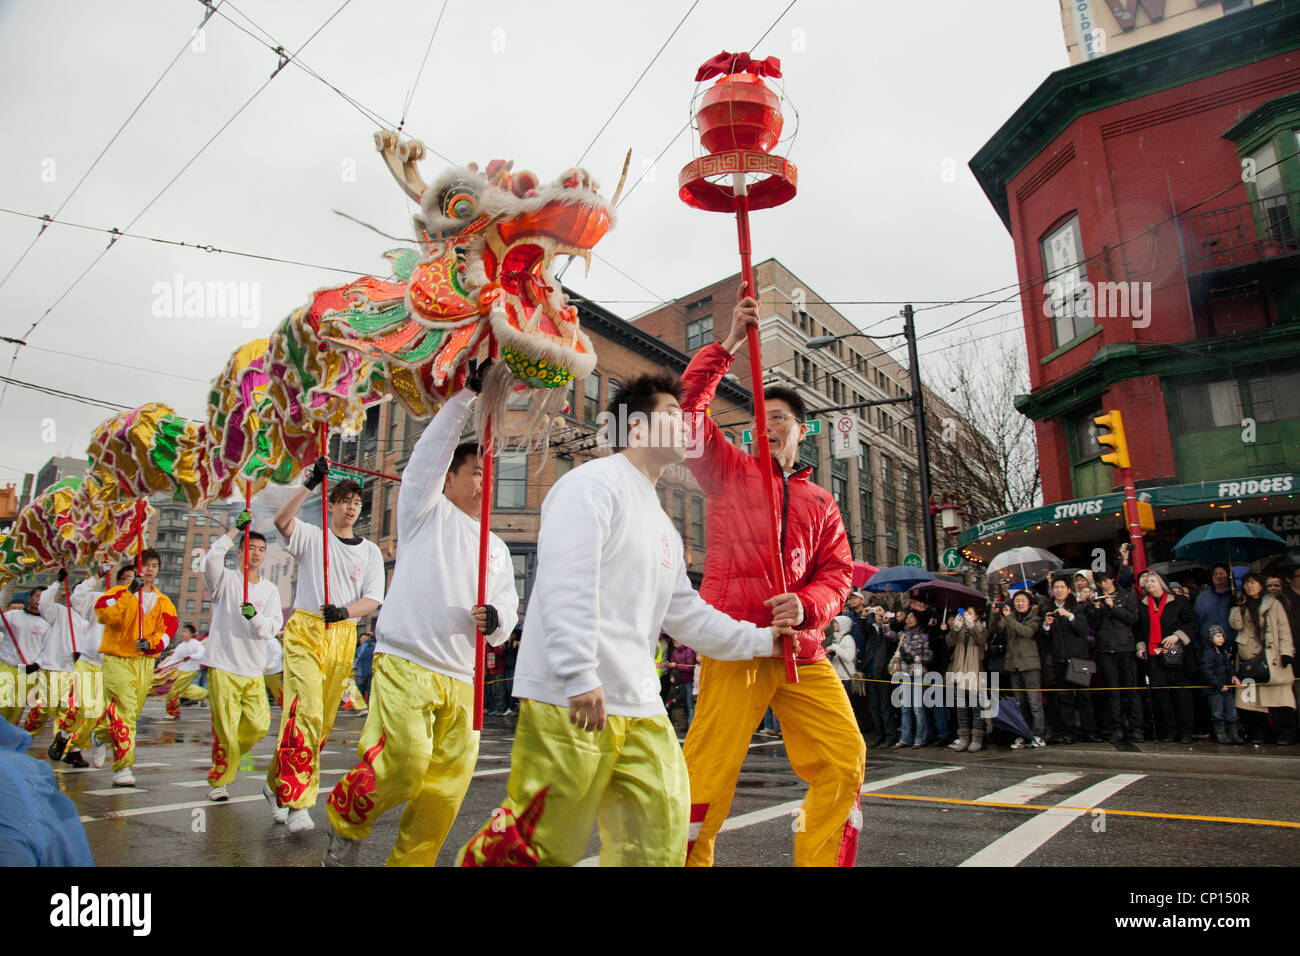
1093, 410, 1130, 470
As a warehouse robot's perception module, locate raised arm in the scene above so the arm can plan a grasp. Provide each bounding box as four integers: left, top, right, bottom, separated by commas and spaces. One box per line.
680, 345, 756, 495
274, 457, 329, 540
399, 388, 475, 534
202, 535, 236, 604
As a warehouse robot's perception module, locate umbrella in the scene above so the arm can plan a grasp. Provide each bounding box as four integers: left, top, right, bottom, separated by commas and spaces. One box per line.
910, 579, 988, 613
862, 566, 936, 593
989, 696, 1034, 741
851, 561, 880, 589
1262, 551, 1300, 574
1173, 520, 1286, 565
1146, 559, 1210, 586
987, 547, 1063, 585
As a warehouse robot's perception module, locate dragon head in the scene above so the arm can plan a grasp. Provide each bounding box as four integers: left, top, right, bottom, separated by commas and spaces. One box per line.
321, 133, 617, 423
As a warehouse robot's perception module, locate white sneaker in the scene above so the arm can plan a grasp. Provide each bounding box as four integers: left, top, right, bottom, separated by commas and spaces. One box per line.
1030, 736, 1047, 749
206, 785, 229, 802
91, 740, 108, 769
322, 825, 361, 866
1010, 737, 1027, 750
112, 768, 136, 787
263, 782, 288, 825
287, 808, 315, 834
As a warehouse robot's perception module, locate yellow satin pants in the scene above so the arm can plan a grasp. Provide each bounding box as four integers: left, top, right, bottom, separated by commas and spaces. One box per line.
0, 662, 32, 726
458, 698, 689, 867
61, 659, 105, 752
266, 610, 356, 809
94, 655, 156, 771
207, 669, 270, 787
22, 669, 78, 736
327, 654, 478, 865
684, 656, 865, 867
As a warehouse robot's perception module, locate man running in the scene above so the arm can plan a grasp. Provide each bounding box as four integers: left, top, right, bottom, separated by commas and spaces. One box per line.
93, 551, 179, 787
458, 374, 796, 867
680, 287, 863, 867
266, 460, 385, 833
202, 515, 283, 802
0, 587, 49, 727
31, 575, 87, 748
324, 368, 517, 866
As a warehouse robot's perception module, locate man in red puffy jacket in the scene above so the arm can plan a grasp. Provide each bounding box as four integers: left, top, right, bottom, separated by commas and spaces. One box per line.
681, 287, 864, 867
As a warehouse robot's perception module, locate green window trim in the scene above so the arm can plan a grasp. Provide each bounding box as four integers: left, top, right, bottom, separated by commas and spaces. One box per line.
1040, 324, 1103, 366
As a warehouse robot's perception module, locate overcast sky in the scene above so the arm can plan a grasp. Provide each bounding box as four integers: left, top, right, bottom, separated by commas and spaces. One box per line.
0, 0, 1068, 484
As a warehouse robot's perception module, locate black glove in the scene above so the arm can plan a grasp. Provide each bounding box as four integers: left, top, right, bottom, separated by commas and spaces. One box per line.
241, 603, 257, 620
477, 603, 500, 634
304, 456, 329, 491
1283, 656, 1294, 669
24, 662, 39, 675
467, 357, 494, 395
128, 575, 144, 594
235, 510, 253, 530
56, 567, 67, 583
137, 639, 152, 654
321, 604, 348, 624
72, 651, 81, 663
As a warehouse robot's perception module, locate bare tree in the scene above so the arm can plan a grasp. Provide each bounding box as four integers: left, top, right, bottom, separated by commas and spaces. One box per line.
923, 333, 1041, 523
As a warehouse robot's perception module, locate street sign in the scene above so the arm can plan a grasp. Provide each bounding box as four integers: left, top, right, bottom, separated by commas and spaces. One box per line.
941, 548, 962, 571
743, 418, 822, 444
328, 469, 362, 488
903, 553, 923, 568
831, 415, 858, 459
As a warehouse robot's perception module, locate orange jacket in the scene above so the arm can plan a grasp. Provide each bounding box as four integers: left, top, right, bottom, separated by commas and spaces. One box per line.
94, 584, 179, 659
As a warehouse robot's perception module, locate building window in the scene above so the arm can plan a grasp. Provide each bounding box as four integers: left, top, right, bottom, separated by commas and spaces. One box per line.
879, 454, 893, 495
511, 551, 536, 606
188, 578, 197, 592
387, 403, 400, 449
657, 485, 667, 511
379, 484, 390, 539
907, 533, 919, 558
556, 455, 573, 480
1066, 404, 1111, 498
685, 316, 714, 351
799, 442, 819, 485
860, 487, 875, 529
690, 496, 705, 547
495, 452, 528, 509
832, 475, 847, 514
1041, 214, 1093, 347
1176, 381, 1243, 433
886, 526, 899, 567
583, 371, 601, 425
672, 491, 687, 539
185, 600, 195, 613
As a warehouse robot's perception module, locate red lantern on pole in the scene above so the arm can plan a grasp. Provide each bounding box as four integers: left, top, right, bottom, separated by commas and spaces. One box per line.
679, 51, 799, 683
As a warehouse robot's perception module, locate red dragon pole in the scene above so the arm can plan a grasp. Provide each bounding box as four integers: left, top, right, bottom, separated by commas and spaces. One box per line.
473, 337, 499, 731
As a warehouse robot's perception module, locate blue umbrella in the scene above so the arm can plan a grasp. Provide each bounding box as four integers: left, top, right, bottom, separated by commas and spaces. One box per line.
1173, 520, 1286, 565
862, 566, 936, 593
989, 695, 1034, 741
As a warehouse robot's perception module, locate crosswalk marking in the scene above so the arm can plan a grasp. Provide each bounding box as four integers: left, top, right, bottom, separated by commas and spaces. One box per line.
958, 773, 1145, 867
85, 787, 148, 796
976, 772, 1082, 805
81, 794, 264, 824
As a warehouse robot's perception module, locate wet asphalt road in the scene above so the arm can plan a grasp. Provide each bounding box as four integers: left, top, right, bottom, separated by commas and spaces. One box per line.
35, 696, 1300, 867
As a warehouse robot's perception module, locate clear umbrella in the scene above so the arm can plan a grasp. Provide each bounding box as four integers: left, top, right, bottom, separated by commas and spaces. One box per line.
987, 547, 1063, 587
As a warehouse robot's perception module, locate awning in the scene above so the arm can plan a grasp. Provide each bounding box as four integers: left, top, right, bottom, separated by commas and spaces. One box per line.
958, 472, 1299, 564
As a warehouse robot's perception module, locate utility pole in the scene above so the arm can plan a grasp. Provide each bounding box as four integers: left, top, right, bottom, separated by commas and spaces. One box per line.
903, 305, 938, 572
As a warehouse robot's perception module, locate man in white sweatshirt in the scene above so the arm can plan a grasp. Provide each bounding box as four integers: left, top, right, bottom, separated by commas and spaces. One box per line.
458, 374, 798, 867
323, 366, 517, 867
47, 565, 123, 768
159, 624, 206, 719
266, 461, 385, 834
30, 576, 87, 745
0, 587, 49, 727
202, 519, 283, 802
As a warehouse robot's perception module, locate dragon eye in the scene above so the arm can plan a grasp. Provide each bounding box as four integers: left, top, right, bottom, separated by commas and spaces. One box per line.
441, 181, 477, 220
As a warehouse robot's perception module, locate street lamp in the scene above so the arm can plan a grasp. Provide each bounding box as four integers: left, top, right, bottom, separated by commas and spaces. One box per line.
803, 305, 937, 571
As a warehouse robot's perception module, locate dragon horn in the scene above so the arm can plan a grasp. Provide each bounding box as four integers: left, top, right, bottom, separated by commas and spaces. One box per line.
609, 148, 632, 207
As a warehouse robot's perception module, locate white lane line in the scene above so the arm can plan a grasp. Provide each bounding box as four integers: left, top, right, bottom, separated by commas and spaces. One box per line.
976, 772, 1082, 805
173, 780, 215, 788
132, 762, 170, 768
51, 767, 97, 774
476, 754, 509, 761
958, 773, 1145, 868
85, 787, 148, 795
81, 794, 264, 823
576, 765, 967, 865
861, 766, 964, 795
472, 768, 511, 778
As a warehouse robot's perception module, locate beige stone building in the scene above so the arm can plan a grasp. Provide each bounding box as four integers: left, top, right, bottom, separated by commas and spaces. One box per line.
1060, 0, 1272, 64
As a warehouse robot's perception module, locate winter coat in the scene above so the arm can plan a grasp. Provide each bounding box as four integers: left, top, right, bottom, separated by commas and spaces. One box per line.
1134, 582, 1199, 662
861, 616, 897, 678
667, 645, 696, 683
1194, 588, 1235, 648
681, 343, 853, 664
945, 616, 988, 693
993, 608, 1042, 673
897, 628, 932, 675
1230, 596, 1296, 713
828, 632, 857, 680
1085, 588, 1138, 655
1042, 598, 1090, 667
1197, 640, 1236, 696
